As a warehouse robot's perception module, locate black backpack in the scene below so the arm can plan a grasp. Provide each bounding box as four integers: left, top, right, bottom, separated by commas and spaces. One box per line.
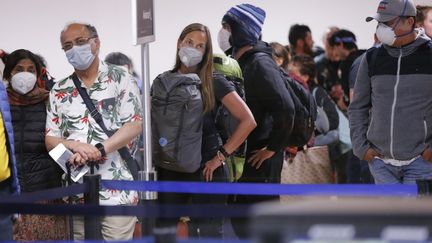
244, 52, 317, 147
280, 69, 317, 147
151, 71, 203, 173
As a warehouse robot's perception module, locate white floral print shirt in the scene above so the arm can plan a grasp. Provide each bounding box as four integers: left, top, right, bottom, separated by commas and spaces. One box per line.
46, 61, 142, 206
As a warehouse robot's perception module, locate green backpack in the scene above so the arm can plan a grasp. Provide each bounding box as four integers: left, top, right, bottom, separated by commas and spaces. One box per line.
213, 54, 245, 181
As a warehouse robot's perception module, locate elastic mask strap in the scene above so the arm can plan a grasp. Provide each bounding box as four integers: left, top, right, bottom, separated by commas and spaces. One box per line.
390, 0, 407, 31
395, 27, 414, 38
393, 0, 413, 38
391, 17, 402, 31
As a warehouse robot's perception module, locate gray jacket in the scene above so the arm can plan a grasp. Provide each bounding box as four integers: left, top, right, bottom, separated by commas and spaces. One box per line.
349, 32, 432, 160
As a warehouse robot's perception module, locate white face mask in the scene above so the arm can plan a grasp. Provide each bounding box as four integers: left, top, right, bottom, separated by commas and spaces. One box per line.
66, 43, 96, 70
217, 28, 232, 52
178, 47, 203, 68
11, 72, 37, 95
376, 23, 397, 46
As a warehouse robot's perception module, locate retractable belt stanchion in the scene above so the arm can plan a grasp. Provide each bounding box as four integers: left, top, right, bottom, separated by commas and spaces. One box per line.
84, 163, 102, 240
140, 42, 158, 237
132, 2, 158, 238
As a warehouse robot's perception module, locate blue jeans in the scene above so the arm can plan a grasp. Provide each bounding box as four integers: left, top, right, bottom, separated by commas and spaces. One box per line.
0, 178, 12, 240
369, 156, 432, 184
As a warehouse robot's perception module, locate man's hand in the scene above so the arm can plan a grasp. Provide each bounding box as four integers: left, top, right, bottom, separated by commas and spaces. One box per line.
363, 148, 380, 163
69, 141, 101, 161
248, 147, 275, 169
422, 148, 432, 163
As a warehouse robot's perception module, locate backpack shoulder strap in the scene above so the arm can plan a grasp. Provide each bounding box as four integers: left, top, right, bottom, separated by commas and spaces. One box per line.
244, 52, 269, 67
312, 86, 318, 99
312, 86, 324, 107
367, 46, 380, 77
71, 73, 139, 179
254, 52, 269, 58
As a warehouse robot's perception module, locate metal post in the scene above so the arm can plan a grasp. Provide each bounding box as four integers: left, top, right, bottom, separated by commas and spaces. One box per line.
84, 174, 102, 240
66, 163, 74, 241
417, 179, 432, 197
140, 43, 157, 236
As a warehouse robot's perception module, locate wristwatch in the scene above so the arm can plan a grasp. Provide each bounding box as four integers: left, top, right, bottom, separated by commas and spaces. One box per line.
95, 143, 106, 157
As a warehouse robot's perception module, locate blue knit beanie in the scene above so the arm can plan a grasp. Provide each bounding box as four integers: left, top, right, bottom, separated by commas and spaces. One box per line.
222, 4, 266, 49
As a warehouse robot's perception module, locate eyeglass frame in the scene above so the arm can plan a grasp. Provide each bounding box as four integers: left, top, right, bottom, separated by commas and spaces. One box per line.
61, 36, 97, 51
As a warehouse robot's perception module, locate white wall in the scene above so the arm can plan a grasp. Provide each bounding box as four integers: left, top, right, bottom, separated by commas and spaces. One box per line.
0, 0, 430, 81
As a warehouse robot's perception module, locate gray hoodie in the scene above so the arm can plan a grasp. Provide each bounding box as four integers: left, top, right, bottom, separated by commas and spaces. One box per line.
349, 32, 432, 161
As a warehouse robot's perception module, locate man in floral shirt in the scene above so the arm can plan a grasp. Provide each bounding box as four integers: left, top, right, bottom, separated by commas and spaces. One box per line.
45, 22, 142, 240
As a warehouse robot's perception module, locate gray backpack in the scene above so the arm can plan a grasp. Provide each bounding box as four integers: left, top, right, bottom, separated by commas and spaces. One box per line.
151, 71, 203, 173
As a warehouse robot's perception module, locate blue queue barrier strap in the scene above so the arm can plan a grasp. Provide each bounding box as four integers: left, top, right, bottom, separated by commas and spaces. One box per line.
0, 203, 250, 218
101, 180, 418, 197
0, 183, 88, 203
0, 180, 418, 204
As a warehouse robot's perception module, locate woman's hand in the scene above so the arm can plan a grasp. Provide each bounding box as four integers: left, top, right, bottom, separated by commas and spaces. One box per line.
203, 157, 224, 182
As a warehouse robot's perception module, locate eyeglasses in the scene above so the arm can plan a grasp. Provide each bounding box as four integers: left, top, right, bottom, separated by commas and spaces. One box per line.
61, 37, 95, 51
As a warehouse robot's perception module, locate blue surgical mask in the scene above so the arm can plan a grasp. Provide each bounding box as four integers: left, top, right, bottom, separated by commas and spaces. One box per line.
66, 43, 96, 70
178, 47, 203, 68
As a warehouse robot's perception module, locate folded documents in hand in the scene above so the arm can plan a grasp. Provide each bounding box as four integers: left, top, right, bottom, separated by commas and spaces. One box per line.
49, 143, 88, 182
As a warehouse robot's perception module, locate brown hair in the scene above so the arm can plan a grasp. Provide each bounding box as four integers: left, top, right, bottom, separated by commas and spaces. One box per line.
416, 5, 432, 25
173, 23, 214, 112
270, 42, 290, 71
291, 55, 316, 83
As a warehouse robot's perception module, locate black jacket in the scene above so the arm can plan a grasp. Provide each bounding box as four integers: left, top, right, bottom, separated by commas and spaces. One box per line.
237, 41, 295, 152
314, 53, 340, 93
11, 101, 62, 192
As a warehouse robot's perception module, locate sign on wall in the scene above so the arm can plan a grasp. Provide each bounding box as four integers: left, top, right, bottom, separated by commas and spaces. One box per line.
132, 0, 155, 45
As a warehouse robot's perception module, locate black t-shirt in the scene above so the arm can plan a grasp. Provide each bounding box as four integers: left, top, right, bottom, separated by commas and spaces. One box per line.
339, 49, 366, 98
201, 73, 235, 162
